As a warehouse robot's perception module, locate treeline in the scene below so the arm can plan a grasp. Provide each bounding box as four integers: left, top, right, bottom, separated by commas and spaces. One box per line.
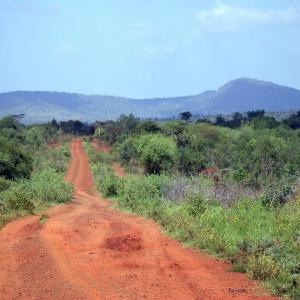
50, 119, 94, 135
198, 109, 300, 129
45, 109, 300, 138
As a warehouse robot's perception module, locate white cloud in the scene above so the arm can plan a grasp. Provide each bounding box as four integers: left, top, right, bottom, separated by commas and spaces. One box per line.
196, 3, 300, 32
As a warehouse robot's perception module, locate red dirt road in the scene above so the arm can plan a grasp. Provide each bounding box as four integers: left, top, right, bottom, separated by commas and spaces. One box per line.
0, 139, 277, 299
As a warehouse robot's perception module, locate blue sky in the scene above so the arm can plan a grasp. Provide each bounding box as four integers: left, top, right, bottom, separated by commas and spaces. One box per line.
1, 0, 300, 98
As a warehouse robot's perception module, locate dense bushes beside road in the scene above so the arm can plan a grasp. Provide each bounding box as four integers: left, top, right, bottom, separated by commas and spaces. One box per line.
0, 116, 73, 227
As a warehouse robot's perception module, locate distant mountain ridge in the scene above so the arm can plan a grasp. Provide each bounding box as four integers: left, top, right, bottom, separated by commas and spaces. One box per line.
1, 78, 300, 123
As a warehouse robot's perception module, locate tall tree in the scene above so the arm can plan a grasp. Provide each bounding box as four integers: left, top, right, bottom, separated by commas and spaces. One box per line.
180, 111, 192, 123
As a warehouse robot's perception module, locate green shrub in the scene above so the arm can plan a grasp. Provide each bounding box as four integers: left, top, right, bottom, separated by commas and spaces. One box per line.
0, 176, 10, 192
0, 136, 33, 179
98, 166, 120, 197
4, 183, 35, 213
0, 167, 73, 225
248, 254, 280, 280
133, 134, 178, 174
119, 176, 162, 219
184, 191, 208, 216
30, 167, 73, 203
33, 143, 71, 173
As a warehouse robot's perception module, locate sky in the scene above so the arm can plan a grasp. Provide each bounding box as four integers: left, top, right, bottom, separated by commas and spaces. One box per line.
1, 0, 300, 98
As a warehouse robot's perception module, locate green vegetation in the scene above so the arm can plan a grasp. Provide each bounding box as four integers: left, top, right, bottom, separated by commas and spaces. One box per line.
39, 214, 49, 224
89, 112, 300, 299
84, 142, 121, 197
0, 116, 73, 227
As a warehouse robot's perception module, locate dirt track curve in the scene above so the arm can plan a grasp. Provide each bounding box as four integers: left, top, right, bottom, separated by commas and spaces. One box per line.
0, 139, 277, 300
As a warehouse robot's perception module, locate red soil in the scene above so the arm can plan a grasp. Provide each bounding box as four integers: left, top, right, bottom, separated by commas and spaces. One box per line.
0, 139, 278, 299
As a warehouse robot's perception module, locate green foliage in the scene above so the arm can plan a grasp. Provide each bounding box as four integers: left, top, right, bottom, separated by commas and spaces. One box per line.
3, 184, 35, 213
93, 164, 121, 197
99, 114, 140, 144
184, 191, 208, 216
33, 143, 71, 173
58, 120, 94, 135
0, 168, 73, 226
284, 111, 300, 129
0, 116, 73, 227
136, 121, 161, 133
0, 135, 32, 179
84, 141, 121, 197
118, 176, 162, 219
0, 176, 10, 192
29, 167, 73, 203
39, 214, 49, 224
133, 134, 178, 174
115, 137, 136, 165
0, 116, 20, 130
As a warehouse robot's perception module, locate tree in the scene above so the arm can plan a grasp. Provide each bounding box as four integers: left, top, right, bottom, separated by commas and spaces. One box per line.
283, 111, 300, 129
214, 114, 226, 126
137, 121, 161, 133
51, 118, 59, 129
162, 121, 187, 147
0, 116, 20, 130
230, 112, 244, 128
117, 114, 140, 133
247, 110, 265, 122
180, 111, 192, 123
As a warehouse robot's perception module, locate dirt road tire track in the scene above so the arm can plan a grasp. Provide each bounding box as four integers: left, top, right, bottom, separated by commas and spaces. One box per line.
0, 139, 277, 299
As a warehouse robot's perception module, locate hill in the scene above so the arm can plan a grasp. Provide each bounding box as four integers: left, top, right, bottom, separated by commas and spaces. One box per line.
1, 78, 300, 123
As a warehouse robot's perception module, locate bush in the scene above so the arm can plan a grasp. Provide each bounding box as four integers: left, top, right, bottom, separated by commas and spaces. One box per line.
133, 134, 178, 174
29, 168, 73, 203
0, 168, 73, 225
119, 176, 162, 219
96, 165, 120, 197
184, 191, 208, 216
0, 176, 10, 192
3, 183, 35, 212
0, 136, 32, 179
